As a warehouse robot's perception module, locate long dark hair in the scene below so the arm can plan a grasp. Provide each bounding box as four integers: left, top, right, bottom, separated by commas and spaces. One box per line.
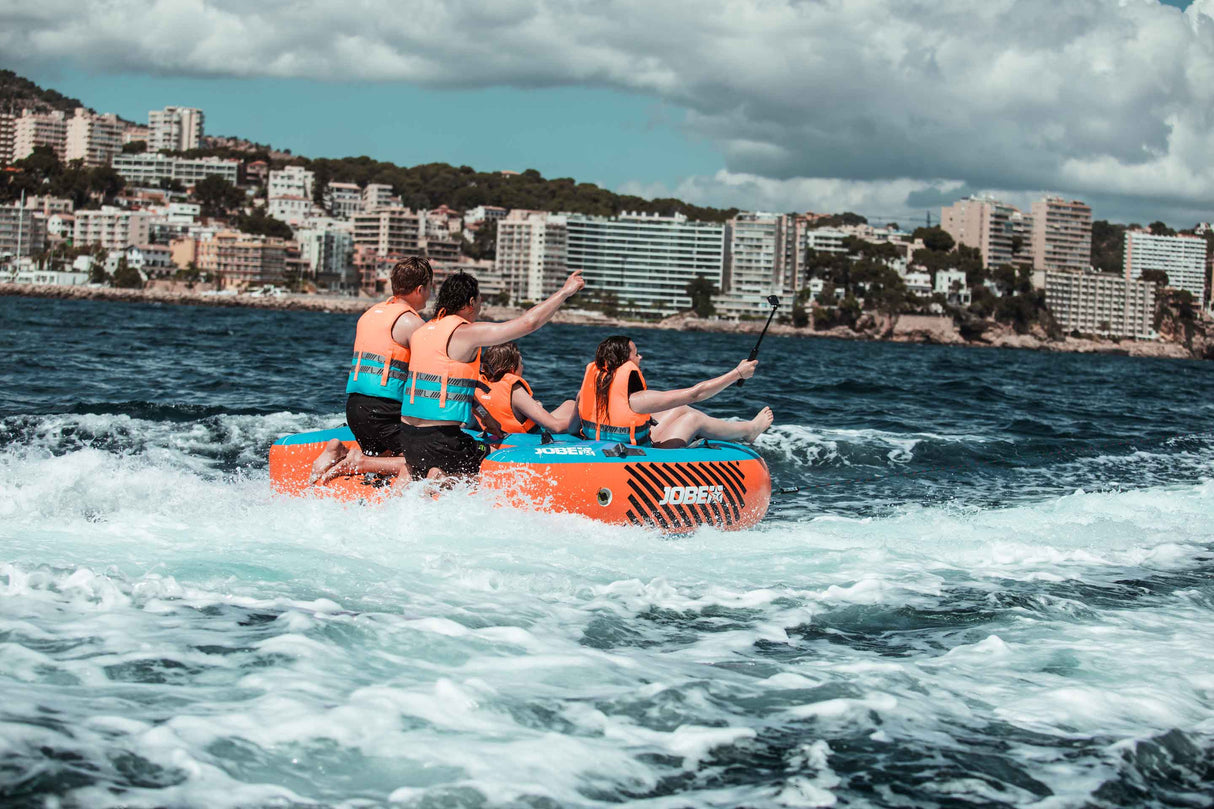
432, 272, 479, 319
593, 335, 632, 419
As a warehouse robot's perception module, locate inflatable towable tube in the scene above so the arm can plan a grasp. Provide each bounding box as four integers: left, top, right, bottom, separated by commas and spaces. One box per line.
270, 427, 771, 532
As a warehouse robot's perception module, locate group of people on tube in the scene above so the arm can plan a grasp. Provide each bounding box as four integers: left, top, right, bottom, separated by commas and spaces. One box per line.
311, 256, 774, 484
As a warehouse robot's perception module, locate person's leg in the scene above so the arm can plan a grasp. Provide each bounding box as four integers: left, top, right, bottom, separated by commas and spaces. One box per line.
650, 406, 774, 447
309, 438, 349, 483
316, 446, 412, 483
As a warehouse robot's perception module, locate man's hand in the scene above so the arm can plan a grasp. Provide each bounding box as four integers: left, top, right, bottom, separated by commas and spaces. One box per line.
562, 270, 585, 296
736, 359, 758, 380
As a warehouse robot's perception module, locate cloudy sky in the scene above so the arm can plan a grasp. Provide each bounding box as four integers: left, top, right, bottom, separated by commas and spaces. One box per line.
5, 0, 1212, 225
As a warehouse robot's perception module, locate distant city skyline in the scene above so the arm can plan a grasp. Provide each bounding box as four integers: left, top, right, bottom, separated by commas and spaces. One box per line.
4, 0, 1207, 226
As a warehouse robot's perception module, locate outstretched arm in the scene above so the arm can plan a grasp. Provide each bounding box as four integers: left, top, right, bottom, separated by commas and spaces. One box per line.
448, 271, 584, 360
629, 359, 757, 414
512, 387, 579, 433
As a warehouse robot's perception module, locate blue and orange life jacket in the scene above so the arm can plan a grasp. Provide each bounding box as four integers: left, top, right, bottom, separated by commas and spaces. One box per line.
345, 298, 418, 402
577, 360, 651, 445
401, 315, 481, 424
474, 372, 537, 436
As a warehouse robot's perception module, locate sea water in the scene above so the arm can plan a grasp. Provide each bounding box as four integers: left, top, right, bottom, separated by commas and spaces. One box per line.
1, 296, 1212, 808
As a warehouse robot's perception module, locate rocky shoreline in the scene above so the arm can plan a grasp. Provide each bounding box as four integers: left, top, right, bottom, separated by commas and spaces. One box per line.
2, 282, 1204, 360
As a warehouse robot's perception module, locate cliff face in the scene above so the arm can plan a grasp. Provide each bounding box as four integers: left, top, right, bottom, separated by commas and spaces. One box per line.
1155, 290, 1214, 359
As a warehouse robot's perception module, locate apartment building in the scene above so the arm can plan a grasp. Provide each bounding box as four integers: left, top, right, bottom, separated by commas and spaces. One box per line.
0, 204, 48, 258
268, 195, 313, 225
352, 207, 423, 257
1032, 197, 1092, 274
1123, 230, 1209, 307
717, 212, 787, 319
1045, 269, 1155, 339
112, 153, 240, 186
148, 106, 204, 152
196, 230, 289, 290
0, 113, 15, 164
297, 226, 354, 292
362, 183, 399, 211
565, 212, 725, 316
324, 182, 362, 219
941, 196, 1034, 269
72, 207, 151, 251
268, 165, 314, 200
494, 210, 569, 304
13, 110, 67, 161
64, 108, 124, 167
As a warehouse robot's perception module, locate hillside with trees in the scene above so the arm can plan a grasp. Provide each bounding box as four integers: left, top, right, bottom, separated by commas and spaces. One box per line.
0, 69, 86, 115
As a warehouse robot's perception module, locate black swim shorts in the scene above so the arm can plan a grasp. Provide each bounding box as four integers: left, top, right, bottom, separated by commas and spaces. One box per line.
345, 393, 406, 456
395, 424, 491, 480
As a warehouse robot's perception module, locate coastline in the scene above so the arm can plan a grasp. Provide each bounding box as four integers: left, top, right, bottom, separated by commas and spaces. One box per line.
1, 282, 1200, 360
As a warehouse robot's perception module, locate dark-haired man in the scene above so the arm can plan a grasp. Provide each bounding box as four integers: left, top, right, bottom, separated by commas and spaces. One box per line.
310, 256, 432, 482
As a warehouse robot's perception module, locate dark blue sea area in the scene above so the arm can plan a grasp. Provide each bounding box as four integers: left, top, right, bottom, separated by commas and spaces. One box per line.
1, 294, 1212, 808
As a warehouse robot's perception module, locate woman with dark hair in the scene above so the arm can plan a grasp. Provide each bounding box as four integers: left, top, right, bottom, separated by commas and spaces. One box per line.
474, 342, 579, 437
576, 335, 773, 447
316, 269, 585, 483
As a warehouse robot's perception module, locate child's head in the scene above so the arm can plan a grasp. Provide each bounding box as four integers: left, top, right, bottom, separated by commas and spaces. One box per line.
481, 342, 523, 382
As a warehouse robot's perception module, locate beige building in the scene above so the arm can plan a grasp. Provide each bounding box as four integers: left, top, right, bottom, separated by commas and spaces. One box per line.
1045, 269, 1155, 339
148, 106, 204, 152
494, 210, 569, 304
65, 109, 125, 167
72, 207, 151, 251
717, 212, 788, 319
197, 231, 289, 289
14, 110, 68, 161
352, 207, 423, 257
941, 196, 1034, 269
1032, 197, 1092, 274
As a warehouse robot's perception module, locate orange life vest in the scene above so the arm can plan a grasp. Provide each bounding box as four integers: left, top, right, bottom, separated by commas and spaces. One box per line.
577, 360, 652, 444
474, 372, 537, 436
402, 315, 482, 424
345, 298, 417, 402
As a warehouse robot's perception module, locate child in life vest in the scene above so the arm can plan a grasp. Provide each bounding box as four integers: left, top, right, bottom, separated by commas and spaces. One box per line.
474, 342, 579, 437
577, 335, 774, 447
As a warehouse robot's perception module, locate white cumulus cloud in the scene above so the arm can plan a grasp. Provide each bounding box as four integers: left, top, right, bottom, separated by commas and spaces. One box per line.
6, 0, 1214, 222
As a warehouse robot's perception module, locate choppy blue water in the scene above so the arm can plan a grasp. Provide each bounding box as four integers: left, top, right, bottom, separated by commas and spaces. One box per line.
2, 295, 1213, 808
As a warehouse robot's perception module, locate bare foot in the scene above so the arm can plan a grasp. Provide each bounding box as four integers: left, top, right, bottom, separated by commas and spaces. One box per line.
318, 445, 366, 483
308, 439, 348, 484
744, 407, 774, 442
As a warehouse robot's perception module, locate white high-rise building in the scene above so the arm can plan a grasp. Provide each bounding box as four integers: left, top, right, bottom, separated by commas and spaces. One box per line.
64, 108, 125, 167
0, 113, 15, 164
148, 107, 204, 152
1045, 269, 1155, 339
717, 212, 786, 319
324, 182, 362, 219
1032, 196, 1092, 274
297, 226, 355, 292
352, 207, 422, 257
362, 183, 399, 211
268, 165, 315, 200
1123, 230, 1209, 308
565, 212, 725, 316
112, 153, 240, 186
13, 110, 67, 161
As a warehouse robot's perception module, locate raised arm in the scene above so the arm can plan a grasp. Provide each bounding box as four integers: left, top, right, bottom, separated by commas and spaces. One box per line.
629, 359, 757, 414
512, 388, 579, 433
448, 271, 584, 360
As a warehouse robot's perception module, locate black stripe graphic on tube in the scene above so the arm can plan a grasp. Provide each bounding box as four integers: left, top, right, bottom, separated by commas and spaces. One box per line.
631, 464, 691, 529
680, 462, 731, 527
642, 462, 709, 527
714, 461, 748, 508
626, 465, 674, 528
685, 461, 740, 524
626, 493, 659, 530
625, 480, 670, 531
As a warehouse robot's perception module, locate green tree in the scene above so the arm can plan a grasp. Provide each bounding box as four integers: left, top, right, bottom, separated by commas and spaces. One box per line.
192, 174, 246, 216
1149, 221, 1177, 237
912, 226, 955, 253
1140, 268, 1169, 287
233, 210, 293, 239
685, 275, 718, 317
121, 140, 147, 154
88, 165, 125, 202
791, 300, 809, 328
111, 257, 144, 289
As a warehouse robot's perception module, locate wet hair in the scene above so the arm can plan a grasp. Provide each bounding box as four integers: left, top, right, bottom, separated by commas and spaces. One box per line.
390, 256, 433, 297
432, 272, 480, 319
593, 335, 633, 419
481, 342, 522, 382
